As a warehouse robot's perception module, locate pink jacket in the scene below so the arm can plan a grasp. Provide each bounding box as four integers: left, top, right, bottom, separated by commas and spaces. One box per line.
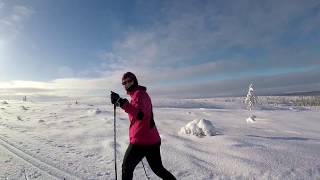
121, 86, 161, 145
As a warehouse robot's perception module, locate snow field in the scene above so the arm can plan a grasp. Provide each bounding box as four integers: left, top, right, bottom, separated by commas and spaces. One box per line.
0, 98, 319, 179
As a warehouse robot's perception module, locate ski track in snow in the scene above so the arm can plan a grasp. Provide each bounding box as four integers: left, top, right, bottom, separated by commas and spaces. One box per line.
0, 134, 82, 180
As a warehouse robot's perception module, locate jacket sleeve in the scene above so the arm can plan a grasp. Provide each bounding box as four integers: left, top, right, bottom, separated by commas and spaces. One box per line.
121, 92, 145, 122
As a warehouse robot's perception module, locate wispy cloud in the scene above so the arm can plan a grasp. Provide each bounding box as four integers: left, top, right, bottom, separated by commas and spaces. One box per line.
0, 2, 34, 80
105, 1, 318, 65
0, 1, 4, 9
0, 3, 33, 38
97, 0, 320, 94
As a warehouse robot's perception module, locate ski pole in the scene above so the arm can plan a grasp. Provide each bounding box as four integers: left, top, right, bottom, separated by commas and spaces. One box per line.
141, 160, 150, 179
113, 104, 118, 180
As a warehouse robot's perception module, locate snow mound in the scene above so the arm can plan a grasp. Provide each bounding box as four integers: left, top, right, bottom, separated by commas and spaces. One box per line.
179, 118, 216, 137
1, 101, 8, 104
87, 108, 102, 115
246, 115, 256, 123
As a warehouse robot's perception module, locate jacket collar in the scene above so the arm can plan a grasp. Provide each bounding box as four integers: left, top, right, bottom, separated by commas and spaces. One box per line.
127, 85, 147, 96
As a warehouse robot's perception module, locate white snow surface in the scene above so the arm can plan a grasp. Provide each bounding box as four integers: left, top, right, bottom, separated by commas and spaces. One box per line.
0, 97, 320, 179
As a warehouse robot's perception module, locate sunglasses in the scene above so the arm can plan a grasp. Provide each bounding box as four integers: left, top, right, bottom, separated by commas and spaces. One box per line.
122, 79, 133, 85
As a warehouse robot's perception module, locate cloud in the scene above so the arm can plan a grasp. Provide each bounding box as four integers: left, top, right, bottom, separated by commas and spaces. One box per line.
0, 74, 123, 97
101, 0, 320, 69
0, 3, 34, 72
90, 0, 320, 98
151, 67, 320, 98
28, 1, 319, 97
1, 1, 320, 99
2, 66, 319, 99
0, 2, 4, 9
150, 59, 248, 81
0, 87, 53, 94
0, 4, 33, 39
0, 3, 34, 79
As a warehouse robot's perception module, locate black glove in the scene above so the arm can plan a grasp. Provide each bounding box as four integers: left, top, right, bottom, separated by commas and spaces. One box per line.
111, 91, 120, 104
111, 91, 128, 107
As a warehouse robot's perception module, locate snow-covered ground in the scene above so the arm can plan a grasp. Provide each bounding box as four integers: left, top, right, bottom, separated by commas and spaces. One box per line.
0, 97, 320, 179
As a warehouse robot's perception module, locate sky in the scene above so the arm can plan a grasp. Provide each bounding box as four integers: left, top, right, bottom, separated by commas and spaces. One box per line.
0, 0, 320, 98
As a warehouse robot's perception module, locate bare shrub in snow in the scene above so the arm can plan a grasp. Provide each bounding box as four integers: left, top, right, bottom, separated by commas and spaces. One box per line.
2, 101, 8, 104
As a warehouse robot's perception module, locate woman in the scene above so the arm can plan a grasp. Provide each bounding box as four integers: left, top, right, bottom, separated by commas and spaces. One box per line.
111, 72, 176, 180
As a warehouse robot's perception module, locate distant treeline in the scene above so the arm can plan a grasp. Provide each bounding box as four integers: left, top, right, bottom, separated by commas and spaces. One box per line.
258, 96, 320, 106
291, 96, 320, 106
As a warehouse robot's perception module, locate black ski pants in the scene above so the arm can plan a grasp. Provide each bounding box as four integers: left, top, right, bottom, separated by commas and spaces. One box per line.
122, 142, 176, 180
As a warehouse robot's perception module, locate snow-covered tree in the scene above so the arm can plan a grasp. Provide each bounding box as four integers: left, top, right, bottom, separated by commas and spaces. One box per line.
245, 84, 258, 111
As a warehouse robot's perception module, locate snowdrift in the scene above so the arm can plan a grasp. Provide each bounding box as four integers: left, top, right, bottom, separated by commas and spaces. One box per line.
179, 118, 216, 137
